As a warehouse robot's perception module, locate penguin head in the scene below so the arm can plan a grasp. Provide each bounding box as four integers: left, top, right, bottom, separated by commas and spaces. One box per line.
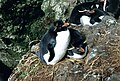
54, 20, 64, 28
53, 19, 70, 32
78, 41, 88, 54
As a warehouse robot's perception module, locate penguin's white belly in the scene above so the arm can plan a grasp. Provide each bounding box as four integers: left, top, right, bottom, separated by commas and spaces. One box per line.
67, 53, 85, 59
45, 29, 70, 65
80, 16, 98, 26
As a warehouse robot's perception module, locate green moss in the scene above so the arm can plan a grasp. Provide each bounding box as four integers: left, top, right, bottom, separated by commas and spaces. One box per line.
0, 0, 46, 69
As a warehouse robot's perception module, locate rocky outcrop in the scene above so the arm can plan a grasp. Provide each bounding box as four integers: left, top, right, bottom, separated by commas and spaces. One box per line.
8, 16, 120, 81
1, 0, 120, 81
41, 0, 77, 20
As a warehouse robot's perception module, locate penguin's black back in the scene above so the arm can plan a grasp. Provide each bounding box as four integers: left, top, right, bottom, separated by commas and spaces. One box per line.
68, 28, 86, 47
39, 26, 57, 64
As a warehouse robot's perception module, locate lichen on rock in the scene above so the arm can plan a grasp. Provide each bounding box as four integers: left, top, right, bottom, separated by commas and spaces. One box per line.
41, 0, 76, 20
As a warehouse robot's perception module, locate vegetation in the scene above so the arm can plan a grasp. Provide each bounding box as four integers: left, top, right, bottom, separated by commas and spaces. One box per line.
0, 0, 55, 68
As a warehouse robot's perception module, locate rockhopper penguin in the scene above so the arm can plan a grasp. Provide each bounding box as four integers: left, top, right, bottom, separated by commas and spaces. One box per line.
37, 20, 70, 65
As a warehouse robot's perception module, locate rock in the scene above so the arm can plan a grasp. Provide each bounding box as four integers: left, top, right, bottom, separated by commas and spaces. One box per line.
41, 0, 77, 20
0, 60, 12, 81
105, 73, 120, 81
8, 17, 120, 80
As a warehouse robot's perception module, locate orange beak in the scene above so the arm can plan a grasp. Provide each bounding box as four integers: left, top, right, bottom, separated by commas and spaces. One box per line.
62, 22, 70, 27
88, 10, 95, 13
79, 47, 85, 52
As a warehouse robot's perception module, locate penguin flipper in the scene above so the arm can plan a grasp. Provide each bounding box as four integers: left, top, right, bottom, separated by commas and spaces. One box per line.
48, 48, 55, 62
36, 50, 47, 64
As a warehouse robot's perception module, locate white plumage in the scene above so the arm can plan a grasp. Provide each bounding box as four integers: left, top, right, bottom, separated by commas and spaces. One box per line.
80, 15, 104, 26
80, 16, 98, 26
44, 29, 70, 65
67, 46, 88, 59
